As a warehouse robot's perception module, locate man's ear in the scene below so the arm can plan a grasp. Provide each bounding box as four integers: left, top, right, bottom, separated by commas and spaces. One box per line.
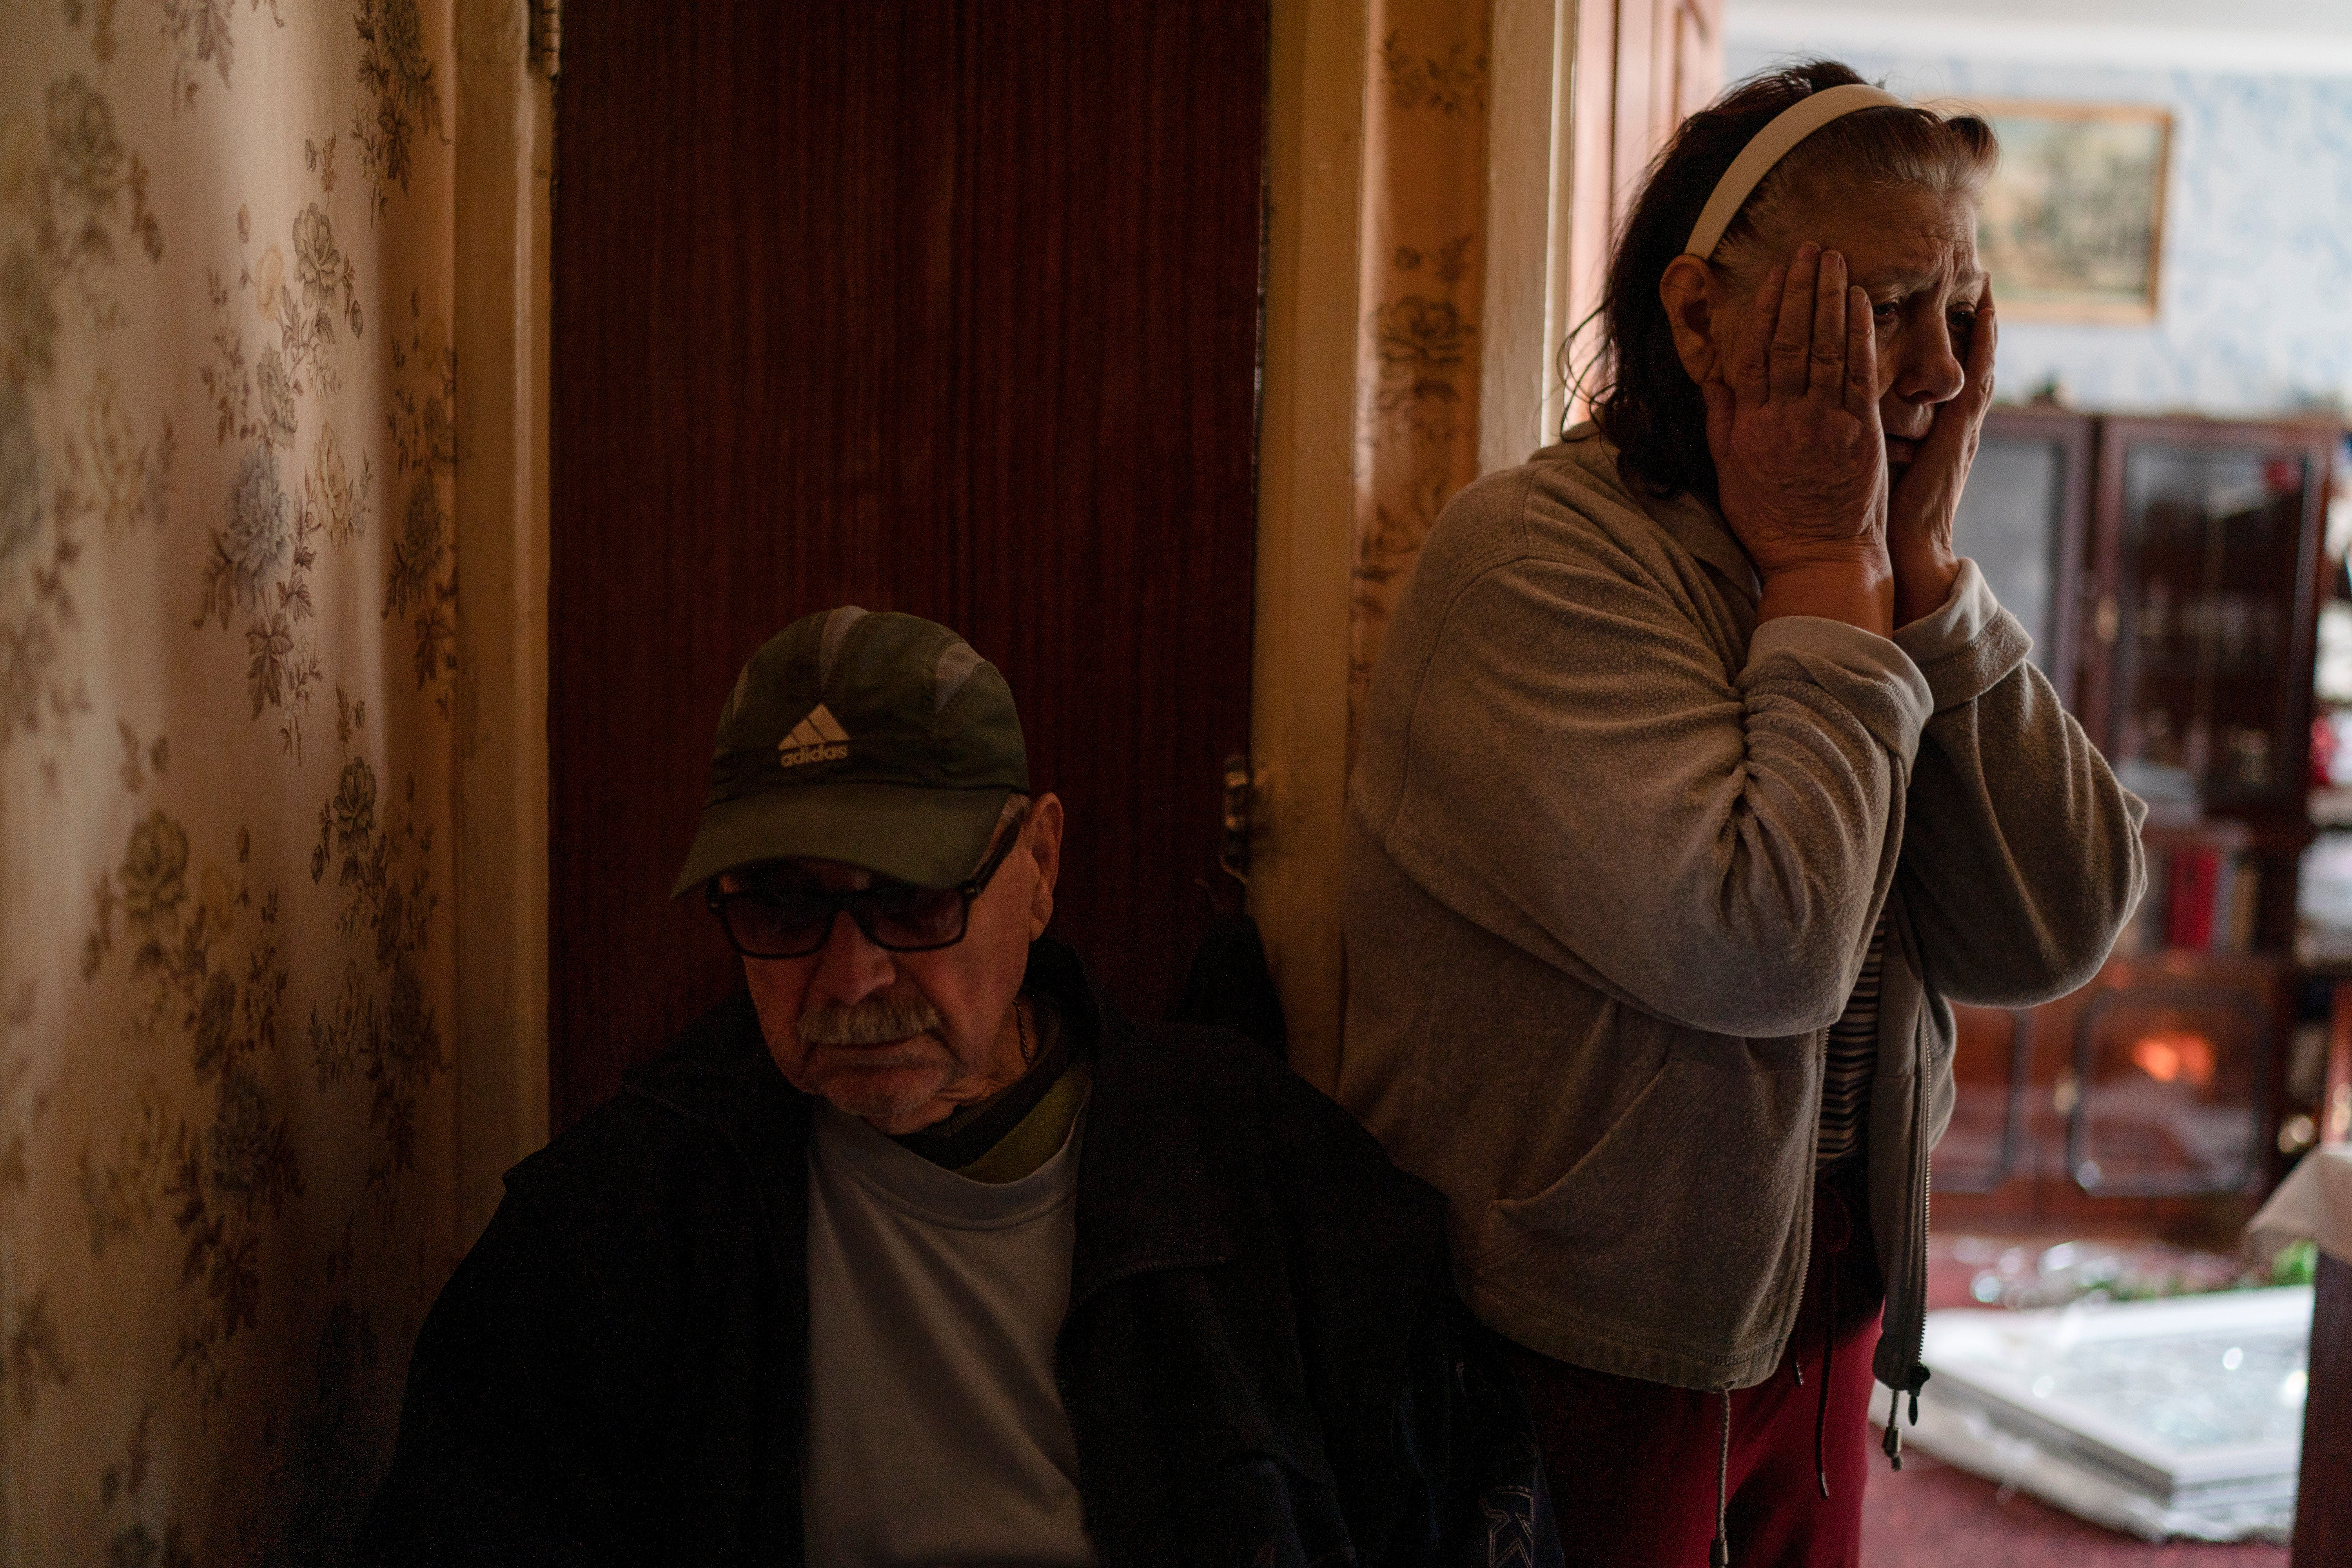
1022, 794, 1064, 940
1659, 255, 1724, 385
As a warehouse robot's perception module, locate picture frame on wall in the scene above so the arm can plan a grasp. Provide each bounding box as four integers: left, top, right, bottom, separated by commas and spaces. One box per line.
1973, 100, 2172, 324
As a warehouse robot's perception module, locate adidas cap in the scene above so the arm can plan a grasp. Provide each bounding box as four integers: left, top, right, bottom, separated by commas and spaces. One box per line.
670, 607, 1030, 895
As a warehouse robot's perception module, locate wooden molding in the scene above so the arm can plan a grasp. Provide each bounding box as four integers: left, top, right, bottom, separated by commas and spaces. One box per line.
451, 0, 555, 1241
1252, 0, 1372, 1093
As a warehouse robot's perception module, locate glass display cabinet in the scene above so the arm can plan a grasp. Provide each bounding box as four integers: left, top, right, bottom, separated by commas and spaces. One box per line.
2084, 417, 2332, 824
1935, 412, 2340, 1233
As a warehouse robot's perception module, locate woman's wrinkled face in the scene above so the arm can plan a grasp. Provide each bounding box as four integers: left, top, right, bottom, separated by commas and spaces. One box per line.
1718, 183, 1989, 479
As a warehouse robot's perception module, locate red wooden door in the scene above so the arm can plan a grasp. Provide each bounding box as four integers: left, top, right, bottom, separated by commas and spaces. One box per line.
548, 3, 1269, 1128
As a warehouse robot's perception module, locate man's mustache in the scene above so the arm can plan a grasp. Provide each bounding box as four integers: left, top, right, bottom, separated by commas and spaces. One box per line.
798, 990, 944, 1047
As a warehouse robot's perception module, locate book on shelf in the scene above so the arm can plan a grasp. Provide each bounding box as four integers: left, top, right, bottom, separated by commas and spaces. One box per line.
2116, 830, 2260, 957
2166, 847, 2219, 950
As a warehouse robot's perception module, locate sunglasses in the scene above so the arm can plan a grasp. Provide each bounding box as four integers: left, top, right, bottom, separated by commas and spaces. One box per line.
706, 802, 1031, 959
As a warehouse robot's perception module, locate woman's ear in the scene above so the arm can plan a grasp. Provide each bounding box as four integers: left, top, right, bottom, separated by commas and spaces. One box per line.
1659, 255, 1722, 384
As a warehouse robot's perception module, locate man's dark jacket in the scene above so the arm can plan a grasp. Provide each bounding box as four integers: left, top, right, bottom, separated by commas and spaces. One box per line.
361, 939, 1557, 1566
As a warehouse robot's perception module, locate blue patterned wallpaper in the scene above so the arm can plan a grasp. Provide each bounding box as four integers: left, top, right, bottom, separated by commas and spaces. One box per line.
1724, 47, 2352, 418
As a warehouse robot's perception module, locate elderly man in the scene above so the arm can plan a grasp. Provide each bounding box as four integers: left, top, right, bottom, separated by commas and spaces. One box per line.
361, 608, 1553, 1567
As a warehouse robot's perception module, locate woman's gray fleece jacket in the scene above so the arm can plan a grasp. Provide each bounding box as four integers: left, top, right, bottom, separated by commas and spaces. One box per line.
1338, 427, 2145, 1411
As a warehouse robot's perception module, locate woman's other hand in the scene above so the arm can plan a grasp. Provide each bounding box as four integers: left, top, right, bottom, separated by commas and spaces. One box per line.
1699, 243, 1893, 635
1887, 284, 1997, 627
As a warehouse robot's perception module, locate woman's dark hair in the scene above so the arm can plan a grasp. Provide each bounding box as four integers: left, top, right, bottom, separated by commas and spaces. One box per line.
1581, 59, 1999, 501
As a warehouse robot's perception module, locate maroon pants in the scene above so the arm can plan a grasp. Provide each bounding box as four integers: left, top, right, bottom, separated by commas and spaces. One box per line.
1505, 1165, 1886, 1568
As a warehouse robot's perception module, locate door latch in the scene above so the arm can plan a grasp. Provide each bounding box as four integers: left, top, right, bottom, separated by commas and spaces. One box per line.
1219, 753, 1252, 885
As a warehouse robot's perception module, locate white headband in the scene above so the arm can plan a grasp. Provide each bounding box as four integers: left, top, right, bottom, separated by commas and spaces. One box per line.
1682, 85, 1909, 260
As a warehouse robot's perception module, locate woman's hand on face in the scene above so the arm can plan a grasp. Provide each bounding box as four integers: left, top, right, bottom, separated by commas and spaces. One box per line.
1701, 243, 1890, 590
1887, 283, 1997, 628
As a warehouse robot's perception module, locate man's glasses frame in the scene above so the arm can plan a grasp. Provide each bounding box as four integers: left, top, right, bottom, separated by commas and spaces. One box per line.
706, 800, 1032, 960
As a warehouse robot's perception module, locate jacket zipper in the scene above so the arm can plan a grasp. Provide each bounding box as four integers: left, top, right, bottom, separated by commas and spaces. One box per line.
1911, 1074, 1932, 1416
1882, 1005, 1933, 1469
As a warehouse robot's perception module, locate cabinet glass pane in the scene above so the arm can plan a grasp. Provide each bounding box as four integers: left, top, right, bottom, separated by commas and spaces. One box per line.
1955, 436, 2063, 669
2071, 988, 2265, 1196
2110, 443, 2308, 810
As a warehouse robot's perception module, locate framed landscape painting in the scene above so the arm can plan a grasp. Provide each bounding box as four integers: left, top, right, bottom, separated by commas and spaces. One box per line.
1973, 101, 2172, 323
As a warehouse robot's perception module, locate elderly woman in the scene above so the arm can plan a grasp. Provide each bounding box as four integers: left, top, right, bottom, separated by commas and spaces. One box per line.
1339, 60, 2144, 1566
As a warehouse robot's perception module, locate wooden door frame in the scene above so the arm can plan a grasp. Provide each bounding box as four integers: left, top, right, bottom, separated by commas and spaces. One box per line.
1480, 0, 1583, 476
450, 0, 556, 1243
1480, 0, 1724, 469
1250, 0, 1374, 1094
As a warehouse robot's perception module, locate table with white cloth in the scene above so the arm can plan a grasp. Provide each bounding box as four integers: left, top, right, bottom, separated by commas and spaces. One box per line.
2246, 1143, 2352, 1566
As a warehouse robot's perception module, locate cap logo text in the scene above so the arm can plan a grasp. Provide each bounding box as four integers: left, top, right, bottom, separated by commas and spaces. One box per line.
779, 704, 851, 768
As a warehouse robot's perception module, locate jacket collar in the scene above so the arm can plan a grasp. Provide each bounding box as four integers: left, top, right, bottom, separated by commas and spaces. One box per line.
623, 989, 810, 1186
1553, 422, 1761, 602
1022, 939, 1234, 1307
1648, 487, 1760, 604
624, 938, 1234, 1300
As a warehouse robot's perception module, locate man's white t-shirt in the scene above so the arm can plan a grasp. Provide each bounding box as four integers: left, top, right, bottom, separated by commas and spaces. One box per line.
802, 1098, 1097, 1566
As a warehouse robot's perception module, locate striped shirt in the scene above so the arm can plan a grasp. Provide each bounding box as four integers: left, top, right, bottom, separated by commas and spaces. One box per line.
1815, 917, 1885, 1170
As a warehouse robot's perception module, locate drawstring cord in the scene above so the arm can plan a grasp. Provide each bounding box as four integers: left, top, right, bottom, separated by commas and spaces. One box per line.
1815, 1256, 1837, 1498
1796, 1174, 1918, 1474
1710, 1388, 1733, 1566
1809, 1176, 1853, 1499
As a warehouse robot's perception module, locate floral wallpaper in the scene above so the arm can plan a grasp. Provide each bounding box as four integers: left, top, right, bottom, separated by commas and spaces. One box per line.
1725, 43, 2352, 418
1350, 0, 1492, 749
0, 0, 457, 1561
